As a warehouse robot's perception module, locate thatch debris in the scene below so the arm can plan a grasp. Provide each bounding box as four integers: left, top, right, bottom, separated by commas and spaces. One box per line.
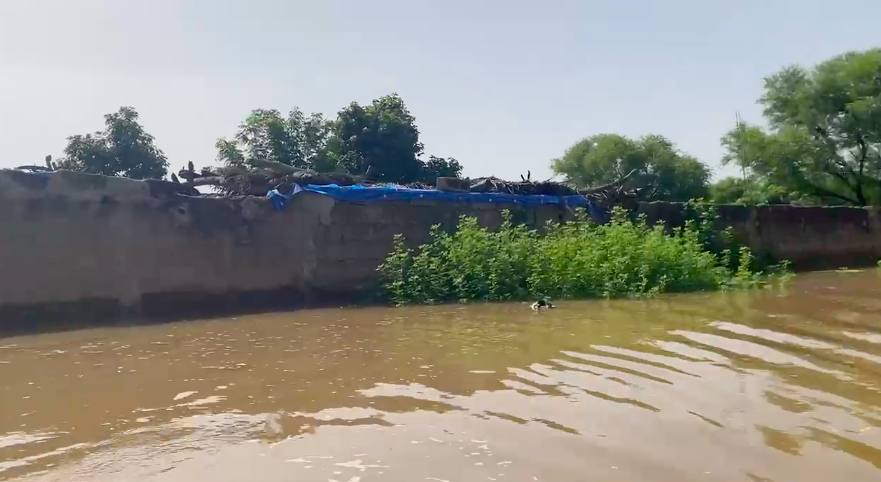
9, 159, 645, 212
14, 165, 54, 173
171, 162, 647, 211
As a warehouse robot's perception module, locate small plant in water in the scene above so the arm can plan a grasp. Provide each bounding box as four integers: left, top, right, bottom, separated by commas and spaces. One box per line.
378, 207, 790, 305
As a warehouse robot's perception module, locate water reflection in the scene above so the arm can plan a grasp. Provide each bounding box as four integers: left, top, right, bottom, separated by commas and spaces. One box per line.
0, 271, 880, 481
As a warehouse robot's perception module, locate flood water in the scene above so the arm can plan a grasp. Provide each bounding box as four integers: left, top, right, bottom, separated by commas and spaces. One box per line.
2, 272, 881, 481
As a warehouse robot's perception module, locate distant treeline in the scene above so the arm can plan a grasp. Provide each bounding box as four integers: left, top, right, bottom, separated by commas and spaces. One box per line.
49, 47, 881, 206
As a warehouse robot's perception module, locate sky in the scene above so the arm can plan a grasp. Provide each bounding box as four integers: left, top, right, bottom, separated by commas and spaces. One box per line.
1, 0, 879, 182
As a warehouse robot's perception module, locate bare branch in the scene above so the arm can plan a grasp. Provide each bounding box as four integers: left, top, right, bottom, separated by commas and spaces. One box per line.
578, 169, 638, 194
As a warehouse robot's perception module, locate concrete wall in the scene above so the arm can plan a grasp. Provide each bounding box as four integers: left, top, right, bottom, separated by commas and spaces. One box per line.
0, 170, 568, 328
637, 202, 881, 270
1, 170, 879, 327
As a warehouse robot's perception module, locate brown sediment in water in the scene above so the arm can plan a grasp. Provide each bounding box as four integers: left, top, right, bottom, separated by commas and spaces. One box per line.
0, 286, 378, 338
0, 270, 880, 481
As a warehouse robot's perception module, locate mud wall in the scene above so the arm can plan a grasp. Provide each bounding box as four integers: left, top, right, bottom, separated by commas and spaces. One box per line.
1, 170, 880, 327
0, 170, 568, 327
637, 202, 881, 270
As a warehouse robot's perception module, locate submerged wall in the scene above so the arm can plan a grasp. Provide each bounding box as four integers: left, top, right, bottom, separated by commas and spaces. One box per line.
1, 170, 880, 327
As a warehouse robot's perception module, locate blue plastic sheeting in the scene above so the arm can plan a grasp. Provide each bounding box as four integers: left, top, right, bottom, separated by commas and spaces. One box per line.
266, 184, 609, 223
267, 183, 609, 222
274, 183, 593, 207
266, 188, 291, 211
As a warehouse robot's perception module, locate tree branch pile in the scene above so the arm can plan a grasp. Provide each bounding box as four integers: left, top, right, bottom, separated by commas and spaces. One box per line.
179, 162, 647, 212
177, 160, 361, 196
463, 169, 646, 211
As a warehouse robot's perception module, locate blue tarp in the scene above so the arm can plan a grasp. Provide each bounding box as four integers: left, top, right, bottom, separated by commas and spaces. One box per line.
267, 183, 607, 221
274, 183, 590, 205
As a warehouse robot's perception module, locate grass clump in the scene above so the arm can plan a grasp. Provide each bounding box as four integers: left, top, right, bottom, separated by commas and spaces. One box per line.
378, 207, 789, 305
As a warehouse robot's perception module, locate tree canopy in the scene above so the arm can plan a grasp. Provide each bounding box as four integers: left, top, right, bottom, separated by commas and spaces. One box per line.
551, 133, 710, 202
709, 176, 789, 205
419, 155, 463, 183
40, 47, 881, 207
215, 93, 453, 184
56, 107, 169, 180
332, 94, 425, 183
214, 108, 338, 172
717, 48, 881, 206
50, 95, 458, 185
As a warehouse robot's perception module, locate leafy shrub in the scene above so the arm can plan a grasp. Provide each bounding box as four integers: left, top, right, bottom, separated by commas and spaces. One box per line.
378, 207, 788, 305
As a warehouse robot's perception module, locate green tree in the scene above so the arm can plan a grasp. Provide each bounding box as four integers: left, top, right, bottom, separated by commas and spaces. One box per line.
709, 177, 748, 203
57, 107, 169, 179
420, 155, 463, 183
709, 176, 789, 205
236, 109, 302, 167
216, 108, 336, 170
551, 133, 710, 202
333, 93, 425, 183
215, 138, 246, 166
295, 110, 339, 173
720, 113, 769, 180
729, 48, 881, 205
217, 94, 455, 183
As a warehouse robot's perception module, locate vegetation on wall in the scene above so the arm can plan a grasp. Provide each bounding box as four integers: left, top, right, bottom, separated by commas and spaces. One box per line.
378, 208, 788, 305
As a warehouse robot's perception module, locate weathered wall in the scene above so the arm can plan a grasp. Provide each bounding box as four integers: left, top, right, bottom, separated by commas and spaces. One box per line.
0, 170, 568, 327
637, 202, 881, 270
1, 170, 880, 327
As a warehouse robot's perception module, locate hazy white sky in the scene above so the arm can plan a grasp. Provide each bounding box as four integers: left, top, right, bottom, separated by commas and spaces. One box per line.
1, 0, 879, 181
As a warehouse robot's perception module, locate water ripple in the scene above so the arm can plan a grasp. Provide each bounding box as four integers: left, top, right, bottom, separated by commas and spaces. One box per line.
1, 271, 881, 481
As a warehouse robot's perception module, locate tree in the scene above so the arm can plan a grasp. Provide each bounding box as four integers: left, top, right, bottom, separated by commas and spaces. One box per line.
215, 108, 328, 169
333, 93, 425, 183
216, 108, 337, 170
551, 133, 710, 202
729, 48, 881, 205
295, 110, 339, 173
217, 94, 453, 184
215, 138, 246, 166
709, 176, 789, 205
236, 109, 302, 167
419, 155, 463, 183
57, 107, 169, 179
710, 177, 748, 204
720, 121, 769, 176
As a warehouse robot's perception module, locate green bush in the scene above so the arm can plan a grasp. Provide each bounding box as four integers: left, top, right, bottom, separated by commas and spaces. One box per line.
378, 207, 788, 305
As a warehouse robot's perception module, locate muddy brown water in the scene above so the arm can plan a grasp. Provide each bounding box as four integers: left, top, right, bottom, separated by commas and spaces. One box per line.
2, 271, 881, 481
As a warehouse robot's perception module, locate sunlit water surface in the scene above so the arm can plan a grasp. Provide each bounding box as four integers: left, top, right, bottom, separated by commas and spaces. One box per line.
2, 271, 881, 481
